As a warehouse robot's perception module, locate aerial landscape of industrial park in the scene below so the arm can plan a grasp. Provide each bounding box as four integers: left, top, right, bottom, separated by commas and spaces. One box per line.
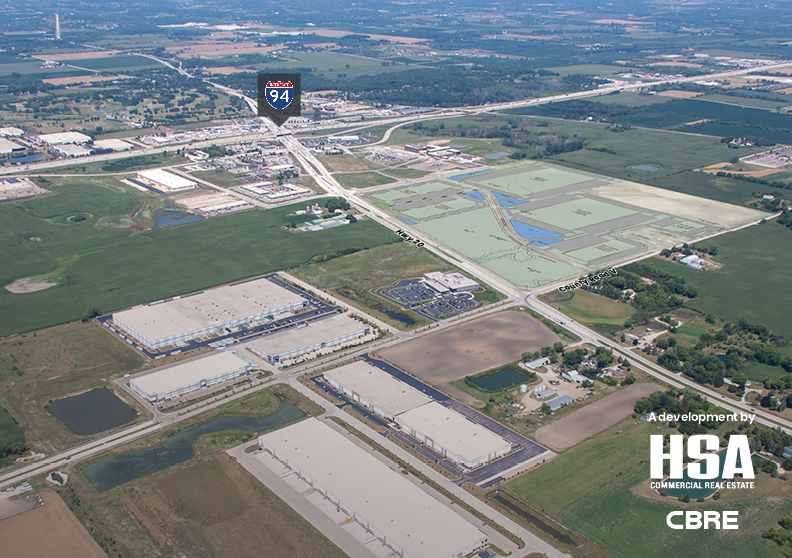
3, 1, 792, 557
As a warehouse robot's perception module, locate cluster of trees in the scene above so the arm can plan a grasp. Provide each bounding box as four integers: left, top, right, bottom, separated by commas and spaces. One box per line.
584, 264, 696, 324
660, 242, 717, 258
522, 342, 566, 363
634, 388, 722, 435
763, 513, 792, 554
325, 197, 351, 212
655, 318, 790, 389
779, 210, 792, 232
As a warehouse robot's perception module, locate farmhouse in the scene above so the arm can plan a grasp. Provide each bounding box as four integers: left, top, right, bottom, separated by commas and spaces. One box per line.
112, 277, 307, 349
258, 418, 489, 558
130, 351, 251, 403
248, 314, 372, 364
323, 361, 511, 468
547, 395, 573, 411
524, 356, 551, 369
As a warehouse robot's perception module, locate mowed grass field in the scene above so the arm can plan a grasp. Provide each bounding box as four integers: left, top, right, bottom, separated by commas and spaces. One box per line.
507, 416, 792, 558
122, 453, 348, 558
506, 417, 668, 514
0, 322, 146, 453
335, 171, 397, 189
541, 289, 635, 329
559, 463, 792, 558
0, 179, 397, 337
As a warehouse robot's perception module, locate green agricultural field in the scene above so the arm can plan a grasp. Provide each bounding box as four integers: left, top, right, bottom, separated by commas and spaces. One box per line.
67, 55, 160, 72
541, 289, 635, 331
242, 51, 423, 78
505, 417, 665, 514
646, 223, 792, 344
0, 180, 397, 337
335, 171, 396, 189
559, 463, 791, 558
0, 404, 26, 463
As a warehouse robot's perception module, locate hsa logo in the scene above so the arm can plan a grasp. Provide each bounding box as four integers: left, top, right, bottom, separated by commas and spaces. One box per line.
650, 434, 754, 480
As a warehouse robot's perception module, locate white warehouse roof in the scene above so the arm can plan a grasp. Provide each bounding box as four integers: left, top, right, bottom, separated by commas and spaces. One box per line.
131, 351, 250, 399
0, 127, 24, 136
258, 418, 488, 558
113, 277, 306, 347
323, 361, 432, 415
249, 314, 368, 358
396, 401, 510, 464
137, 168, 197, 191
423, 271, 479, 292
38, 131, 92, 144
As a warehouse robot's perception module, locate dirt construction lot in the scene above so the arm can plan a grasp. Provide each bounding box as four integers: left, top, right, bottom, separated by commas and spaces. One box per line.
534, 383, 663, 450
377, 311, 560, 385
0, 491, 106, 558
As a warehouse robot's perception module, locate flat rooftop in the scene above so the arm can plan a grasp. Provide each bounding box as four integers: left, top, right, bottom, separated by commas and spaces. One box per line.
113, 277, 306, 343
397, 401, 510, 463
323, 361, 431, 415
258, 418, 487, 558
131, 351, 249, 397
249, 314, 368, 357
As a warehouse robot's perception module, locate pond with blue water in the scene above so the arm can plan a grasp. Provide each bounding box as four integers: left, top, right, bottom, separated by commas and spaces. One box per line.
469, 368, 532, 391
154, 210, 205, 229
82, 401, 305, 492
661, 448, 753, 499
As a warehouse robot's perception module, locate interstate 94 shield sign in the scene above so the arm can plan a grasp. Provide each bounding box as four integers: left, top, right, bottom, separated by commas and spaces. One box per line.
257, 73, 301, 127
265, 80, 293, 110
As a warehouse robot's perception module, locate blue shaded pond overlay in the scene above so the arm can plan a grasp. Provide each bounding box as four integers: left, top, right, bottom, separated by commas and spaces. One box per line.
509, 219, 564, 241
48, 389, 137, 436
82, 401, 305, 492
470, 368, 532, 391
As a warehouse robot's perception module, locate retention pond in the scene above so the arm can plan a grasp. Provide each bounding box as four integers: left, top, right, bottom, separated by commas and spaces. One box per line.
82, 401, 305, 492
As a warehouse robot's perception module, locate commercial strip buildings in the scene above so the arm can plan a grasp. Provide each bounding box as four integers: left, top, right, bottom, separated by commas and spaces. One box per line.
130, 351, 251, 403
112, 277, 308, 349
257, 418, 489, 558
422, 271, 479, 293
248, 314, 373, 365
324, 361, 511, 469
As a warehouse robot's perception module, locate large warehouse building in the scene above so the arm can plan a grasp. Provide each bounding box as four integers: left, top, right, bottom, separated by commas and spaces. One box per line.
136, 168, 198, 191
112, 277, 308, 349
248, 314, 372, 364
258, 418, 489, 558
323, 362, 511, 469
130, 351, 251, 403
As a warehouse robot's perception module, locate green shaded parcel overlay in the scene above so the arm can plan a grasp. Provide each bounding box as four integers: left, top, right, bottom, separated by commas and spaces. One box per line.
413, 207, 581, 288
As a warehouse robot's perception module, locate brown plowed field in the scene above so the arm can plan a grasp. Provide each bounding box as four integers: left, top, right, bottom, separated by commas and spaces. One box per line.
377, 311, 560, 385
0, 491, 106, 558
534, 382, 663, 450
